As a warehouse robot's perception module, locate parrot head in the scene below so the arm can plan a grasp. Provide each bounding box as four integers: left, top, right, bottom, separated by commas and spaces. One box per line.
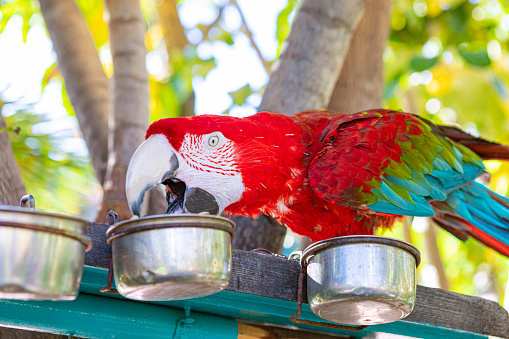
125, 113, 304, 217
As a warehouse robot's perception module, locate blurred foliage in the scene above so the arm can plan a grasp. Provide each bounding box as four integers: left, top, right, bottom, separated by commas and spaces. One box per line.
1, 98, 98, 218
0, 0, 508, 308
383, 0, 509, 308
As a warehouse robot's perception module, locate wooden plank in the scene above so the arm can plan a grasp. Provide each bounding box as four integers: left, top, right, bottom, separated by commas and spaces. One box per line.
85, 222, 110, 269
85, 222, 509, 338
237, 322, 355, 338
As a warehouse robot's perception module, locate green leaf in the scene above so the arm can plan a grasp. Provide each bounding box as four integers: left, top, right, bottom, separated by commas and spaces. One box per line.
228, 84, 252, 106
276, 0, 301, 56
0, 126, 20, 134
410, 56, 439, 71
193, 57, 216, 78
207, 27, 234, 45
41, 61, 59, 91
458, 46, 491, 67
21, 13, 30, 43
62, 84, 76, 116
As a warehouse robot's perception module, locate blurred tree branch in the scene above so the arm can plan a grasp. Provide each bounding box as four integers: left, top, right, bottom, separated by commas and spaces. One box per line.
39, 0, 110, 186
232, 0, 270, 74
156, 0, 188, 56
97, 0, 164, 222
427, 222, 450, 290
157, 0, 195, 117
0, 114, 26, 205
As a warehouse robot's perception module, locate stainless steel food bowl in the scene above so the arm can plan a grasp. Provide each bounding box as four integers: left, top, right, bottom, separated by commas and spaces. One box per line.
0, 196, 92, 300
301, 236, 420, 326
106, 214, 235, 301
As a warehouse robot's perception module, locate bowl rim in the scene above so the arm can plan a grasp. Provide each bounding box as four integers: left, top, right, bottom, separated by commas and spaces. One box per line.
301, 235, 421, 268
0, 205, 90, 224
106, 214, 235, 244
0, 205, 92, 251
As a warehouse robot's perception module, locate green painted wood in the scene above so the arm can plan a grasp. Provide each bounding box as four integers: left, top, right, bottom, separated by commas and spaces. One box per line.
83, 222, 509, 338
0, 291, 238, 339
79, 266, 493, 339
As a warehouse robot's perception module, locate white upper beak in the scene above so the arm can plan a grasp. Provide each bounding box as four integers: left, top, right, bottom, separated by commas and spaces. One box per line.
126, 134, 179, 216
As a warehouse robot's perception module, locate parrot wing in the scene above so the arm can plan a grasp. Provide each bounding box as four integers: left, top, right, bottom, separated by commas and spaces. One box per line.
308, 109, 485, 216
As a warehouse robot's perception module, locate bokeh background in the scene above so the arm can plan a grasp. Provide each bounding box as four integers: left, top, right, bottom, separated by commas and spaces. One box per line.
1, 0, 508, 309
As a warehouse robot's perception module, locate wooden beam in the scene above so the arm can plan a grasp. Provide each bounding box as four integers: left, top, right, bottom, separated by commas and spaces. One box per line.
238, 322, 354, 339
85, 222, 509, 338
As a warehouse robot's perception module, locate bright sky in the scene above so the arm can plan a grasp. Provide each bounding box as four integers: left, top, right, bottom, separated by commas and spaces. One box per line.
180, 0, 286, 116
0, 0, 287, 155
0, 13, 88, 157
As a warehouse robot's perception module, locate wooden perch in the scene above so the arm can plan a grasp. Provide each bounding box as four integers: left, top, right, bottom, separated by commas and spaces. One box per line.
85, 222, 509, 338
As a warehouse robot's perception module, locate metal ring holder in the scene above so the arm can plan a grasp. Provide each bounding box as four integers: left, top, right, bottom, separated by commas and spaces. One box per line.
289, 253, 369, 332
20, 194, 35, 209
248, 247, 368, 331
289, 236, 421, 331
100, 211, 120, 294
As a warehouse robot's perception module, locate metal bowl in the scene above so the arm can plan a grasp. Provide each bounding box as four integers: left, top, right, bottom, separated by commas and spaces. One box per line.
0, 196, 92, 300
301, 236, 420, 326
106, 214, 235, 301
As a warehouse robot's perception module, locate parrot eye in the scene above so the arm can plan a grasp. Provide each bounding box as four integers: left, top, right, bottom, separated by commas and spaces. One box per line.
208, 135, 219, 147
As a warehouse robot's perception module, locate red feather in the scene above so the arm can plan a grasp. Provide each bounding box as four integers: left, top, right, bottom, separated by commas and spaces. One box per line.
146, 109, 509, 256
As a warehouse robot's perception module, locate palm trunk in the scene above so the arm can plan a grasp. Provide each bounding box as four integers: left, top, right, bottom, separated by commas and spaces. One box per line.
39, 0, 110, 185
97, 0, 157, 222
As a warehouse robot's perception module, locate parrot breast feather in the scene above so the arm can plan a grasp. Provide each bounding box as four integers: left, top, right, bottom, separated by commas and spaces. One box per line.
308, 109, 485, 217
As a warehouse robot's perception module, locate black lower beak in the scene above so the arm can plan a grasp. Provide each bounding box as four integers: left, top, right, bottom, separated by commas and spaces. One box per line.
164, 180, 219, 215
183, 187, 219, 215
164, 179, 186, 214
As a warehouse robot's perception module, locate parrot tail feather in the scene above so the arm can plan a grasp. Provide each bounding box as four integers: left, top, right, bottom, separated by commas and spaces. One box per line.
438, 125, 509, 160
432, 182, 509, 257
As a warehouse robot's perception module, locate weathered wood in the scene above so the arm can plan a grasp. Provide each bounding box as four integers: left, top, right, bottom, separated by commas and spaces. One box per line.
231, 215, 287, 253
0, 327, 65, 339
85, 222, 111, 269
238, 322, 354, 339
85, 222, 509, 338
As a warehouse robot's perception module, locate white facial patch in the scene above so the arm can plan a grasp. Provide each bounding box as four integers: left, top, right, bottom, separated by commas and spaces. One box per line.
174, 132, 245, 213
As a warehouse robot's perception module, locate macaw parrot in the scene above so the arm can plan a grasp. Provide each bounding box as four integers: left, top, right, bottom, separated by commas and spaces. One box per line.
125, 109, 509, 257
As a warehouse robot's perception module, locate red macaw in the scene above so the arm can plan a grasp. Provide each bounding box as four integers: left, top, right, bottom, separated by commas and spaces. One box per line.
125, 109, 509, 257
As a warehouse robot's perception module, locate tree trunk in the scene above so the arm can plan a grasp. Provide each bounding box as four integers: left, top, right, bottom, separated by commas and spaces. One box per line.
258, 0, 366, 115
156, 0, 196, 117
233, 0, 367, 253
426, 222, 450, 290
97, 0, 157, 222
0, 115, 26, 205
327, 0, 391, 113
39, 0, 110, 186
156, 0, 188, 56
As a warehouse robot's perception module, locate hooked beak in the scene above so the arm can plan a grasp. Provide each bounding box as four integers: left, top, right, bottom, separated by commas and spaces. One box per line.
126, 134, 179, 216
126, 134, 220, 217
